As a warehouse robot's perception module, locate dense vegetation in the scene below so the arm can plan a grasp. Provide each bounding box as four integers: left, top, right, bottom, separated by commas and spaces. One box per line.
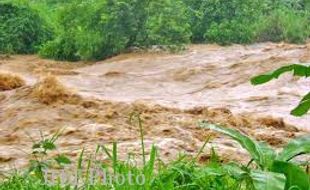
0, 0, 310, 60
0, 2, 51, 54
1, 121, 309, 190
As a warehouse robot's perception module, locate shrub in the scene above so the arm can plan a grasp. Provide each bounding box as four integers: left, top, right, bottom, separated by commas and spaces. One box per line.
39, 0, 136, 61
39, 32, 79, 61
0, 2, 52, 54
38, 0, 191, 61
204, 19, 256, 45
205, 0, 269, 44
255, 8, 310, 43
182, 0, 206, 42
200, 122, 310, 190
79, 0, 136, 60
183, 0, 310, 45
38, 1, 85, 61
183, 0, 267, 44
144, 0, 191, 45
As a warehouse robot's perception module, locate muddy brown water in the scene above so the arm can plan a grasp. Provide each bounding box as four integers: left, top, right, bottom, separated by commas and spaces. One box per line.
0, 42, 310, 172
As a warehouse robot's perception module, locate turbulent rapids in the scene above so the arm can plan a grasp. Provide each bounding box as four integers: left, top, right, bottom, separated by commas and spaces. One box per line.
0, 42, 310, 171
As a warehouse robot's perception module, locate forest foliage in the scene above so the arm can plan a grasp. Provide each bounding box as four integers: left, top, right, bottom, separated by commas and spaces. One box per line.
0, 1, 52, 54
0, 0, 310, 61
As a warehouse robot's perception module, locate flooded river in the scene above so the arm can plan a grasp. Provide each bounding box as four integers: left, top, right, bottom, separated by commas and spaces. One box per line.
0, 42, 309, 172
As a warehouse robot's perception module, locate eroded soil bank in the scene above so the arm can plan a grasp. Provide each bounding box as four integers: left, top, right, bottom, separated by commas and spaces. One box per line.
0, 42, 309, 172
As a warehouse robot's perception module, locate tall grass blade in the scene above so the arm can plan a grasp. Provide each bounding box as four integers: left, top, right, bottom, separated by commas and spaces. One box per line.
193, 136, 210, 162
101, 144, 112, 159
112, 142, 118, 173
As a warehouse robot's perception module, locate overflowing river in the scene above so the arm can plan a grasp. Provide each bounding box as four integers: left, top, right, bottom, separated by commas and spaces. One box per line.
0, 42, 309, 172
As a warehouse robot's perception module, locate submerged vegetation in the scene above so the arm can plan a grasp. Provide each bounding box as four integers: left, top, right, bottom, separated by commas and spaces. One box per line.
1, 0, 310, 60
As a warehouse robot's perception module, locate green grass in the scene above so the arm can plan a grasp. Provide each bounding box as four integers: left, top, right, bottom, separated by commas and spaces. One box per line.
1, 116, 309, 190
0, 144, 252, 190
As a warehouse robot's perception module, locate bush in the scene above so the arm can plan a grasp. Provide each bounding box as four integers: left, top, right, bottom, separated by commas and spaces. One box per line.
255, 8, 310, 43
39, 33, 79, 61
144, 0, 191, 45
182, 0, 206, 42
0, 2, 52, 54
39, 0, 138, 61
38, 0, 191, 61
208, 0, 269, 44
204, 19, 256, 45
183, 0, 267, 44
182, 0, 310, 45
39, 1, 86, 61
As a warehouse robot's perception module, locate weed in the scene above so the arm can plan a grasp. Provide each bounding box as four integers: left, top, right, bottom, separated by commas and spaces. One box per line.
200, 121, 310, 190
2, 117, 310, 189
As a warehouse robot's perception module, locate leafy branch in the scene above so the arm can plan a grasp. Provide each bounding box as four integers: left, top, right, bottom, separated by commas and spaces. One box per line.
251, 64, 310, 116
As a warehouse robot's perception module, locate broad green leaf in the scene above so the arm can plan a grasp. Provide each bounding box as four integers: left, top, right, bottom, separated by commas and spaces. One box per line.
271, 161, 310, 190
224, 163, 248, 180
251, 65, 294, 85
301, 92, 310, 102
251, 64, 310, 116
278, 135, 310, 161
251, 64, 310, 85
251, 73, 276, 85
251, 64, 310, 117
200, 122, 260, 162
200, 122, 276, 169
293, 64, 310, 77
257, 142, 276, 169
291, 98, 310, 117
250, 170, 286, 190
55, 154, 71, 165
